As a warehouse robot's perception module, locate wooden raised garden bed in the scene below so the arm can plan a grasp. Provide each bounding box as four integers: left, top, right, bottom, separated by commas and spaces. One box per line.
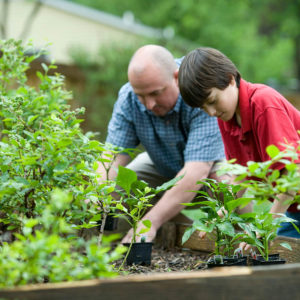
1, 263, 300, 300
1, 222, 300, 299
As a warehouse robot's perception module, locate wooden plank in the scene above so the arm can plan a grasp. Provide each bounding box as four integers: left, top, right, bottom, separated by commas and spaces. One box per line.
176, 224, 215, 252
270, 235, 300, 263
1, 264, 300, 300
156, 222, 177, 249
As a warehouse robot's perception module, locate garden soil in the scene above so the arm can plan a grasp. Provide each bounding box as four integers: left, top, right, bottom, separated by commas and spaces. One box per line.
115, 245, 209, 274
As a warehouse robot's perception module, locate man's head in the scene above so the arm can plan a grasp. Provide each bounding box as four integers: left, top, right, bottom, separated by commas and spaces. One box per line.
128, 45, 179, 116
178, 47, 240, 121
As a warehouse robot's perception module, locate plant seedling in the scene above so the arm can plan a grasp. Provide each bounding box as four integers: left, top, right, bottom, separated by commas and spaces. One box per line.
114, 165, 182, 268
237, 201, 298, 261
181, 179, 251, 257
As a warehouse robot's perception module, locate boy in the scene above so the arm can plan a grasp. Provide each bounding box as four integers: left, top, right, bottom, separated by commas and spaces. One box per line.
178, 47, 300, 237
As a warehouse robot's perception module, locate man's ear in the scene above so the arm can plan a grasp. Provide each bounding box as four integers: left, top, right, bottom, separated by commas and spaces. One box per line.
174, 69, 179, 86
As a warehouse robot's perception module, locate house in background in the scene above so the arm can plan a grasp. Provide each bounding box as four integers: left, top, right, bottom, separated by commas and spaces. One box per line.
3, 0, 171, 64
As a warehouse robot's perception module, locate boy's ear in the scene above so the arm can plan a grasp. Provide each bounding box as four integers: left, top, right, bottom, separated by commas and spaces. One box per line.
230, 75, 236, 86
174, 69, 179, 86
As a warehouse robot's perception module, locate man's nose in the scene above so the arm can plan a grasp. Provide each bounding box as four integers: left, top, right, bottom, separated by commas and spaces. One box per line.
145, 97, 156, 110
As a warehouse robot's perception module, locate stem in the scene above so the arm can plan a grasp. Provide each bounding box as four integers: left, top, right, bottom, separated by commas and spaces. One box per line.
24, 189, 34, 218
118, 238, 134, 272
264, 238, 269, 261
215, 227, 220, 255
118, 221, 137, 271
97, 211, 108, 247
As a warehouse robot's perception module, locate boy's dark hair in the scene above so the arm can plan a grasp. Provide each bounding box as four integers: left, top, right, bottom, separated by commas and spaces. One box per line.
178, 47, 241, 108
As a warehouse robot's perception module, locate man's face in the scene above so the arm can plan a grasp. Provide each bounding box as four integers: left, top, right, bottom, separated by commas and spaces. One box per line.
202, 78, 239, 122
129, 68, 179, 117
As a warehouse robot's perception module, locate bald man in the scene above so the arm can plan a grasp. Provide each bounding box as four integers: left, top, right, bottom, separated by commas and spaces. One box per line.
98, 45, 225, 243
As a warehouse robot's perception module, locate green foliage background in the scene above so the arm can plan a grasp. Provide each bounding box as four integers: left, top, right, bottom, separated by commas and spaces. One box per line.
68, 0, 300, 140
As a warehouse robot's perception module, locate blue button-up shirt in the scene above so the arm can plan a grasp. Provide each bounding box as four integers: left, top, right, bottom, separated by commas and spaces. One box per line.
106, 60, 225, 178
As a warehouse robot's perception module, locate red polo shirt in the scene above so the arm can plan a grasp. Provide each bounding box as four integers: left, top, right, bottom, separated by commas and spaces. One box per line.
218, 79, 300, 211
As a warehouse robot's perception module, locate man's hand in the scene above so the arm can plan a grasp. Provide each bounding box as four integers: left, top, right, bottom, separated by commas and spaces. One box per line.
121, 221, 157, 243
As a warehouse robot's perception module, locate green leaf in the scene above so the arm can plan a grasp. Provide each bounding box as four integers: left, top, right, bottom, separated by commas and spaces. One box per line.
285, 163, 298, 172
155, 174, 183, 193
27, 115, 38, 125
116, 203, 127, 212
181, 209, 208, 221
115, 166, 137, 195
54, 161, 69, 172
216, 221, 235, 237
24, 219, 39, 228
193, 221, 214, 233
142, 219, 151, 228
266, 145, 280, 158
226, 197, 252, 212
280, 242, 292, 251
139, 227, 150, 234
182, 226, 195, 244
248, 162, 259, 173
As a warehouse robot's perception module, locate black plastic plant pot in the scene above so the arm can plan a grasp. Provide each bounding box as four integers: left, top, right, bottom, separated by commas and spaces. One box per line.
123, 242, 153, 266
97, 215, 118, 231
206, 255, 248, 269
250, 253, 286, 266
104, 214, 118, 231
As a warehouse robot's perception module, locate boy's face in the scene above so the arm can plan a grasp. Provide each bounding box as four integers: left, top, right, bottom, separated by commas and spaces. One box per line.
202, 78, 239, 122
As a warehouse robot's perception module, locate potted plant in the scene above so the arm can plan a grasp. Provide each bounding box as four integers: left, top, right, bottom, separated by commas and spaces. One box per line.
114, 165, 182, 268
95, 144, 137, 232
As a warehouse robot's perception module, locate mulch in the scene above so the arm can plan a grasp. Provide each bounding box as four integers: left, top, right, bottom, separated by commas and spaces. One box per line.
115, 245, 210, 275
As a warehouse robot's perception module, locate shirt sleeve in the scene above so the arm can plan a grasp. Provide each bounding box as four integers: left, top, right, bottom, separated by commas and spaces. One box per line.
184, 110, 225, 162
106, 84, 139, 148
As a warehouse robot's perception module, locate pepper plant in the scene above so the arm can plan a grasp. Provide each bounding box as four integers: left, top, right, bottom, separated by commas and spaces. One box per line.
215, 143, 300, 260
237, 201, 297, 261
181, 179, 251, 256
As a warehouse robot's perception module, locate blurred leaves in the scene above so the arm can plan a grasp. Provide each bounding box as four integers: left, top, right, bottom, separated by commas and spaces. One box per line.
71, 0, 299, 86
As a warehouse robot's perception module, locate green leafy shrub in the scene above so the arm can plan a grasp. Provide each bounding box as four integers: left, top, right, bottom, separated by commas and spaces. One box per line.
0, 189, 126, 287
0, 39, 112, 232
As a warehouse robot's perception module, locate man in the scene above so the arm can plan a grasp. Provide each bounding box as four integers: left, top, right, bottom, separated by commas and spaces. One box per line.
98, 45, 225, 243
